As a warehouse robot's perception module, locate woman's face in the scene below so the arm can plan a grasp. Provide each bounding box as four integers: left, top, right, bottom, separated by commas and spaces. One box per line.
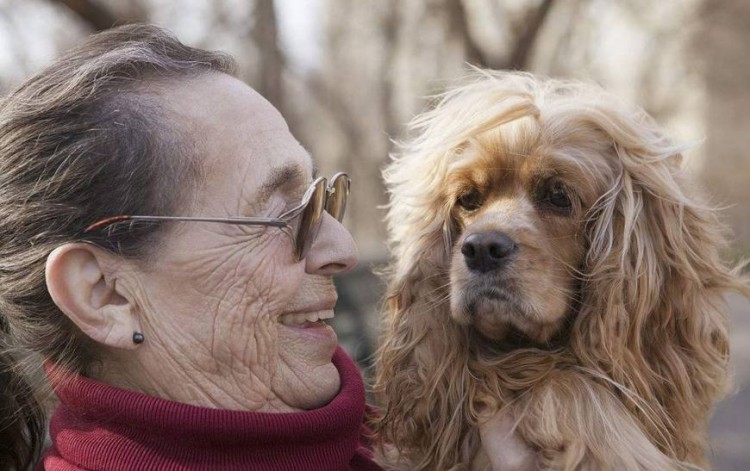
121, 73, 358, 411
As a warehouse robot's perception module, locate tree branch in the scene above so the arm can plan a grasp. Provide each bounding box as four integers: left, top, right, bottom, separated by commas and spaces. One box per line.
508, 0, 556, 70
447, 0, 489, 67
381, 0, 401, 140
450, 0, 558, 70
250, 0, 285, 111
51, 0, 119, 31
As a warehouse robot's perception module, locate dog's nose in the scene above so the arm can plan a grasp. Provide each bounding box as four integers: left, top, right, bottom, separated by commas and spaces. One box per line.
461, 231, 518, 273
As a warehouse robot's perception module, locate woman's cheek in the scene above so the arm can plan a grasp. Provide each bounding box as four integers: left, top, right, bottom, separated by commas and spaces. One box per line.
241, 242, 306, 310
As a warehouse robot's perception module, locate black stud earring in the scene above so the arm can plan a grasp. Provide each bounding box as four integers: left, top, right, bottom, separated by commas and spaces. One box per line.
132, 332, 145, 344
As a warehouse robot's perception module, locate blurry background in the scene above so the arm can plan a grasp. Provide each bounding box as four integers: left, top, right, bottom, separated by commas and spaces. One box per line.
0, 0, 747, 468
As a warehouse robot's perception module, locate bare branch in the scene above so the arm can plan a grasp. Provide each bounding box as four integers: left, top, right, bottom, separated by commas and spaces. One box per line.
49, 0, 119, 31
508, 0, 556, 70
250, 0, 285, 111
447, 0, 489, 67
448, 0, 557, 70
381, 0, 401, 140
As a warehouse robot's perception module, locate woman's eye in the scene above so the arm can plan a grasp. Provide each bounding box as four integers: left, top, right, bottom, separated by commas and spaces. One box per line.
544, 182, 572, 210
457, 189, 483, 211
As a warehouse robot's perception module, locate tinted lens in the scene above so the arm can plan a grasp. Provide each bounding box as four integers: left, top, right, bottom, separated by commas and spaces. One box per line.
326, 174, 349, 222
295, 179, 326, 260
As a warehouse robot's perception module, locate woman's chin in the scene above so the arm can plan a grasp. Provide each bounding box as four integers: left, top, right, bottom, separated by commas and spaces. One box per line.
276, 359, 341, 410
276, 321, 341, 410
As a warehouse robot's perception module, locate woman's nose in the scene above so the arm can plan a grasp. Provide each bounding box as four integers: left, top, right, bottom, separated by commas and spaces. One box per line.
305, 212, 358, 275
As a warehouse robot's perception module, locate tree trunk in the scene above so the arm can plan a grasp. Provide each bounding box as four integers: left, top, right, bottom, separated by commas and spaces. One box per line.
250, 0, 285, 112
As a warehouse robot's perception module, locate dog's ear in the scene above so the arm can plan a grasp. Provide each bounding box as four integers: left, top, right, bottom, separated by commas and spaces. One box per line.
373, 206, 477, 470
571, 109, 748, 462
375, 122, 478, 469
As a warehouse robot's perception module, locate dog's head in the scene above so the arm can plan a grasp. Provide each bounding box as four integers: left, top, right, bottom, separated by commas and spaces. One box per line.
385, 72, 736, 348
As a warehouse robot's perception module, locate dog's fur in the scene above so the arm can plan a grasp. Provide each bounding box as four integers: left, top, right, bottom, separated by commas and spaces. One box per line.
373, 71, 749, 471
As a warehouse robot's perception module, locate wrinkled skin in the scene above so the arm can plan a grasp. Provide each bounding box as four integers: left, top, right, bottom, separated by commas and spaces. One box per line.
102, 73, 358, 412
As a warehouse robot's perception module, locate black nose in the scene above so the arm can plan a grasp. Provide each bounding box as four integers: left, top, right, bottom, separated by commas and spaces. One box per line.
461, 231, 518, 273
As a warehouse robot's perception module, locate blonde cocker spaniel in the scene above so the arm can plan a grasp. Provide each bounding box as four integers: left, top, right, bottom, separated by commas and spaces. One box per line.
373, 71, 749, 471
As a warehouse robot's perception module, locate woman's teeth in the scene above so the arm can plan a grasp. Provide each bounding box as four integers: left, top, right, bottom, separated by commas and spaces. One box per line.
279, 310, 334, 326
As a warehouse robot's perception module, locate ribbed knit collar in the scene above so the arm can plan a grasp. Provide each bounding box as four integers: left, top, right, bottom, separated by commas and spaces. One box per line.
39, 347, 382, 471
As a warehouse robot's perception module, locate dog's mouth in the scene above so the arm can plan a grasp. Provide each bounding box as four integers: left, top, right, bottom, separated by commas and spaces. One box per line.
465, 287, 517, 316
450, 273, 577, 345
451, 279, 528, 338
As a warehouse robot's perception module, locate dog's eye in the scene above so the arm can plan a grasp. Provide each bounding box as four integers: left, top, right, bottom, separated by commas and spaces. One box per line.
457, 189, 483, 211
544, 182, 572, 210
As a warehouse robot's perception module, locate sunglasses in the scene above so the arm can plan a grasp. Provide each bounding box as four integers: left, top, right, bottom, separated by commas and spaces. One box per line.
84, 172, 350, 261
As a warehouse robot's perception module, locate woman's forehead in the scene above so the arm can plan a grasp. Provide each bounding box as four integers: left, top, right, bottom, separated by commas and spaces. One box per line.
160, 73, 313, 211
160, 73, 287, 139
201, 131, 313, 215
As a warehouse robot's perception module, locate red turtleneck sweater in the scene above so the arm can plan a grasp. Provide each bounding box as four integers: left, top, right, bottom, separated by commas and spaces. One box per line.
38, 348, 383, 471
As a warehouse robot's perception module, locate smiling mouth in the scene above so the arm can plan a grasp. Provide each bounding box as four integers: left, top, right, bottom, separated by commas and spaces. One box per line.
278, 310, 334, 328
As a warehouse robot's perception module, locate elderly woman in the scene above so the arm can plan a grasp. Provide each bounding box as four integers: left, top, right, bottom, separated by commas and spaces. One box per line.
0, 24, 381, 471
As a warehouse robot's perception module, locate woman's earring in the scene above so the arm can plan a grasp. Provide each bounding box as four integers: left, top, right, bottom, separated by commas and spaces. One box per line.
132, 332, 145, 344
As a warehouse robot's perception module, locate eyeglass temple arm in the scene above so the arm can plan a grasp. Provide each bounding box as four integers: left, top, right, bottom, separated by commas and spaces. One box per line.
84, 175, 348, 233
84, 215, 288, 233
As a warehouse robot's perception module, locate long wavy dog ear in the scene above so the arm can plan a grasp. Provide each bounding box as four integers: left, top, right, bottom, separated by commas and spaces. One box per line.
569, 105, 749, 463
374, 205, 477, 470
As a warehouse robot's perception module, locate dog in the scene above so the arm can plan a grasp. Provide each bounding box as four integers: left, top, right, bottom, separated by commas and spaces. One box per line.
373, 71, 749, 471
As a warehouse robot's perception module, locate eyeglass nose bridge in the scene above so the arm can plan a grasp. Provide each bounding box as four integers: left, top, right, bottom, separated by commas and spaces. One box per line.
325, 172, 350, 222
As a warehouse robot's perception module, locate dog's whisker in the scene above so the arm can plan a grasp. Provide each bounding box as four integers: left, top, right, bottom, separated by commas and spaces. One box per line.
416, 289, 454, 312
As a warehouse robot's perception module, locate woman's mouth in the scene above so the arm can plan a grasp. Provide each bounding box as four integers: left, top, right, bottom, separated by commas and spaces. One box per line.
278, 310, 334, 328
278, 309, 338, 345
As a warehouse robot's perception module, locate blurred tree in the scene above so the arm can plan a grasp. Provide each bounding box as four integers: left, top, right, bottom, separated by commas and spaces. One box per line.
51, 0, 117, 30
250, 0, 284, 111
697, 0, 750, 253
52, 0, 146, 30
454, 0, 556, 70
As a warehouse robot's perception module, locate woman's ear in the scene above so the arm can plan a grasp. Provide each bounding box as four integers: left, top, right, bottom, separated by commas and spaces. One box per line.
45, 243, 142, 350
